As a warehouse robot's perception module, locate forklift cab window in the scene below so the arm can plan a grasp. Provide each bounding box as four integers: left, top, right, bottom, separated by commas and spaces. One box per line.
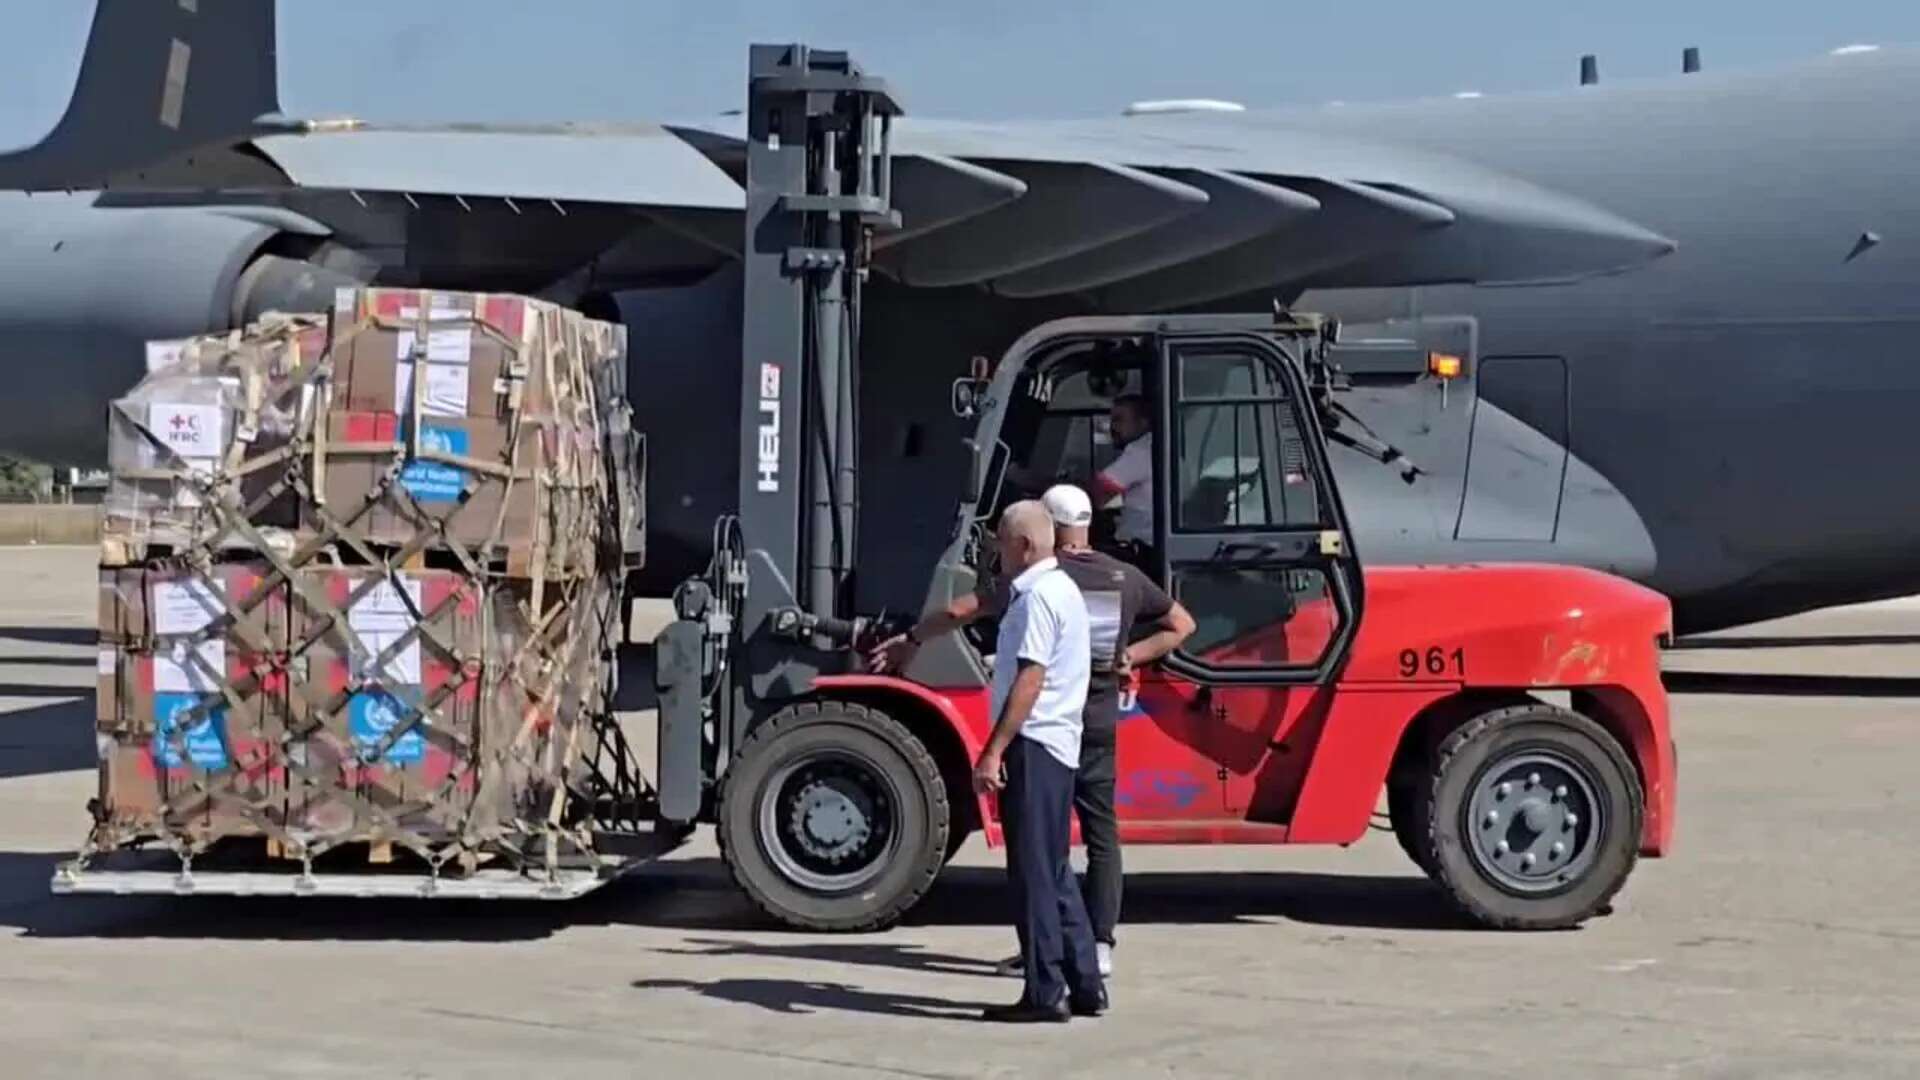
998, 370, 1131, 495
1177, 565, 1339, 667
963, 350, 1147, 653
980, 362, 1142, 520
1174, 350, 1322, 531
1163, 341, 1346, 674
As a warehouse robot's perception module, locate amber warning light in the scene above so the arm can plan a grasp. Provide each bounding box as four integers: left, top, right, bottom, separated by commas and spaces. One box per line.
1428, 352, 1464, 379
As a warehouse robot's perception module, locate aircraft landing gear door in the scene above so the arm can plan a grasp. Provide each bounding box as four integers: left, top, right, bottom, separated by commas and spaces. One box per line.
1133, 333, 1362, 825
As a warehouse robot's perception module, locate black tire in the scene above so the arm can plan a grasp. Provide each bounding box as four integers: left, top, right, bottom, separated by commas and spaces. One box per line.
1386, 776, 1435, 876
717, 699, 950, 932
1416, 703, 1643, 930
943, 822, 972, 866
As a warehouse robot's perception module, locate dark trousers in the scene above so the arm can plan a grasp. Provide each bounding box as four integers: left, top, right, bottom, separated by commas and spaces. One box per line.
1074, 738, 1121, 945
1002, 737, 1103, 1006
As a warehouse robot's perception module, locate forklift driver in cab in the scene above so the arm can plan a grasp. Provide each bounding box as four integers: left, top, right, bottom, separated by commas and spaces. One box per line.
1094, 394, 1154, 570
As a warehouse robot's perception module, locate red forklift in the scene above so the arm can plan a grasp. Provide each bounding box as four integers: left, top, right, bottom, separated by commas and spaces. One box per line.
651, 45, 1677, 933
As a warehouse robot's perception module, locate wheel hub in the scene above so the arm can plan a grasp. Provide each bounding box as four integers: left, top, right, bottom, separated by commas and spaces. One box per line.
788, 779, 874, 864
1465, 751, 1601, 894
758, 749, 900, 894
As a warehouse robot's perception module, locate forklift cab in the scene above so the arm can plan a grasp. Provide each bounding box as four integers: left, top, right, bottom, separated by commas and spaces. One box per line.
926, 313, 1363, 694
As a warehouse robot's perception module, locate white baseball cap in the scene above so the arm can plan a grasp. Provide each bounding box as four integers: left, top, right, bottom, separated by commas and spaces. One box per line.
1041, 484, 1094, 527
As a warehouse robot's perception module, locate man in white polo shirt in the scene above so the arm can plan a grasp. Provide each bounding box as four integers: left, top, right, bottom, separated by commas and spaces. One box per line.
972, 499, 1105, 1023
1094, 394, 1155, 567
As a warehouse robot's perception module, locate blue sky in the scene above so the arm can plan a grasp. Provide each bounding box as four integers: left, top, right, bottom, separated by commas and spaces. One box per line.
4, 0, 1919, 145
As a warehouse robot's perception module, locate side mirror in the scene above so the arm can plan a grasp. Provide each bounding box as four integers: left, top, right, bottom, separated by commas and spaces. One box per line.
951, 377, 986, 419
952, 353, 993, 418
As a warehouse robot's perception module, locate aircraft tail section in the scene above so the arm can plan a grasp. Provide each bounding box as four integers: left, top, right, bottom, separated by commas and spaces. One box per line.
0, 0, 286, 190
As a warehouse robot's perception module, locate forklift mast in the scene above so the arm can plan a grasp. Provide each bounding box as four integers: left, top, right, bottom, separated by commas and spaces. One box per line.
655, 45, 901, 822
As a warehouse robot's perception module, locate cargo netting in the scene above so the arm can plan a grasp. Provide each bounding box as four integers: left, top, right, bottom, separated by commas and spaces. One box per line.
77, 291, 649, 889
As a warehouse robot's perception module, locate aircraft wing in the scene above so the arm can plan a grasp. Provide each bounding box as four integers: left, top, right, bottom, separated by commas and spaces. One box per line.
250, 124, 743, 212
663, 113, 1677, 306
5, 3, 1674, 305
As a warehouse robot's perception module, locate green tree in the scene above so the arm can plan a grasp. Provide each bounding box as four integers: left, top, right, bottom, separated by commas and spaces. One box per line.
0, 456, 51, 501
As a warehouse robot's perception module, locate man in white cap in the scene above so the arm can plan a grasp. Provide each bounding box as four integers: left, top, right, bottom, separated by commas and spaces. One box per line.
871, 483, 1194, 977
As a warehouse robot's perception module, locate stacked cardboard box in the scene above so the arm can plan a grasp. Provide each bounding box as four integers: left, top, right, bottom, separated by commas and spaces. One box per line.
102, 313, 328, 556
87, 289, 639, 875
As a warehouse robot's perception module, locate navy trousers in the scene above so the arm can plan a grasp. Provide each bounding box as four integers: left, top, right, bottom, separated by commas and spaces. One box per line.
1002, 736, 1104, 1006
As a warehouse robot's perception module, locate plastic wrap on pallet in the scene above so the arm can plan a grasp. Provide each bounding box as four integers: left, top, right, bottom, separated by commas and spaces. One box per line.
83, 290, 642, 885
103, 315, 327, 559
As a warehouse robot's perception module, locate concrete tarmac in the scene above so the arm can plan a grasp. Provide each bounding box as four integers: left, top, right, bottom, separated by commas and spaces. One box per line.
0, 546, 1916, 1078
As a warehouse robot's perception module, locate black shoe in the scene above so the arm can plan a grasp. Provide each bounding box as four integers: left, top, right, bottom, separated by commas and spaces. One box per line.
1069, 987, 1109, 1018
980, 996, 1071, 1023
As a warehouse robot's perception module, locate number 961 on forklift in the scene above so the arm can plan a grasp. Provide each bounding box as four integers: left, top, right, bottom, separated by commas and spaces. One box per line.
662, 312, 1677, 936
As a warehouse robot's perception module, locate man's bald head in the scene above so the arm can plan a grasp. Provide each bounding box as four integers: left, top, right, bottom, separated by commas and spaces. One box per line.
996, 499, 1056, 575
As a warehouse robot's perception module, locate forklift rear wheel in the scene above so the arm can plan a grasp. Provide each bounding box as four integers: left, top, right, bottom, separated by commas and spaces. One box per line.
1418, 703, 1642, 930
718, 699, 950, 932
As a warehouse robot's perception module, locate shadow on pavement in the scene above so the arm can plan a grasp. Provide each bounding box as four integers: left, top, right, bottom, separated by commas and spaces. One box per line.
613, 642, 659, 713
0, 852, 748, 943
0, 683, 94, 699
631, 976, 989, 1020
0, 850, 1472, 941
1665, 672, 1920, 698
1671, 633, 1920, 650
654, 936, 1002, 978
0, 626, 95, 646
0, 696, 95, 780
909, 864, 1474, 933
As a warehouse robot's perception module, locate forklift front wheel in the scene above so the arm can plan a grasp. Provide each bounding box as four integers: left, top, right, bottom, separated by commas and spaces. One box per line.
718, 699, 950, 933
1419, 702, 1643, 930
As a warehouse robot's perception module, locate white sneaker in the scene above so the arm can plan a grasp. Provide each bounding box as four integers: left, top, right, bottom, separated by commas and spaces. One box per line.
1097, 941, 1114, 977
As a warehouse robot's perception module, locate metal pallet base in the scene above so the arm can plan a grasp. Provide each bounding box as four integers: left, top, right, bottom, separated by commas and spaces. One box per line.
51, 830, 685, 901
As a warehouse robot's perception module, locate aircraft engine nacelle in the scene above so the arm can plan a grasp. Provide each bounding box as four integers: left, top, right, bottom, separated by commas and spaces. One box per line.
0, 194, 360, 465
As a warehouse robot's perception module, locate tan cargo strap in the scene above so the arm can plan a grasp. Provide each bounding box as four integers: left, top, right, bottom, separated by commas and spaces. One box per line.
87, 298, 625, 883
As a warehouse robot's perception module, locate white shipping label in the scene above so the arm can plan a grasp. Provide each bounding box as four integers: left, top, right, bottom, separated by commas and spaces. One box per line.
395, 326, 474, 366
395, 302, 472, 365
423, 362, 470, 415
98, 649, 116, 676
349, 575, 421, 633
152, 578, 222, 634
145, 339, 189, 374
353, 629, 422, 685
154, 639, 227, 693
148, 403, 226, 460
394, 362, 469, 417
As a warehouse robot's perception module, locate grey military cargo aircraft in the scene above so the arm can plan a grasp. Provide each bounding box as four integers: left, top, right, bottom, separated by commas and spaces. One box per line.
2, 1, 1915, 633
